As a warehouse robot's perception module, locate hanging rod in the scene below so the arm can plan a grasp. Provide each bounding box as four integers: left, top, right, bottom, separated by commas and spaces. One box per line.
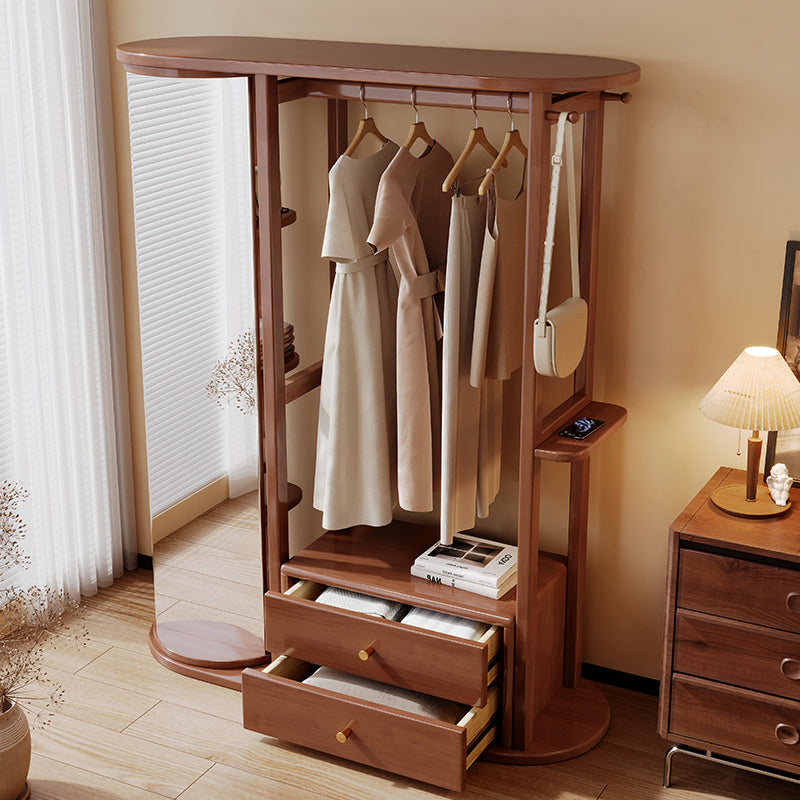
276, 78, 627, 121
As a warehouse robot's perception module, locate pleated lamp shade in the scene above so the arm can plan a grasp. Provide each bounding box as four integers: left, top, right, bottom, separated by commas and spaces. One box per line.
700, 346, 800, 432
700, 346, 800, 517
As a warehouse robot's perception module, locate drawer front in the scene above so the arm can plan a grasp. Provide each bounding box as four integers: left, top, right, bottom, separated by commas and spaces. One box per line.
678, 549, 800, 633
673, 610, 800, 700
242, 656, 498, 792
670, 674, 800, 768
265, 585, 499, 706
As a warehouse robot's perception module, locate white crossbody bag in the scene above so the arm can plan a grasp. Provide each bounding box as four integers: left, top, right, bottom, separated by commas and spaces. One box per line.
533, 112, 588, 379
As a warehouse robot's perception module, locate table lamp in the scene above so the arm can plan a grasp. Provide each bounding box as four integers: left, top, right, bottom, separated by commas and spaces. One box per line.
699, 346, 800, 516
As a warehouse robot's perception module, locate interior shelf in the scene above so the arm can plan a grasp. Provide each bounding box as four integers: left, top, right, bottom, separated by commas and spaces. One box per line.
281, 520, 521, 628
280, 206, 296, 227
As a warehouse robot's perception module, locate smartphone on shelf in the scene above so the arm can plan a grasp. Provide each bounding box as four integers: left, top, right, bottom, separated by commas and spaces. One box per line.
559, 417, 605, 440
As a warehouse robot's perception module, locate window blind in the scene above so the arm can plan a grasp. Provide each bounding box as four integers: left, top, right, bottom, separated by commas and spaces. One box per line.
127, 75, 254, 517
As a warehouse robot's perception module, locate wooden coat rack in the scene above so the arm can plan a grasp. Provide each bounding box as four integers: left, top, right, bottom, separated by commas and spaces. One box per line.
118, 36, 639, 786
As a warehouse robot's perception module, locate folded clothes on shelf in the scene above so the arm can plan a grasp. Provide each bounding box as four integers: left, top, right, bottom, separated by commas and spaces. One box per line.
400, 606, 488, 641
314, 586, 408, 621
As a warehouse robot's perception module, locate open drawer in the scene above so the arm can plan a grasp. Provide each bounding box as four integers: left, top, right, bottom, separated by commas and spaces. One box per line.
265, 580, 501, 706
242, 655, 499, 791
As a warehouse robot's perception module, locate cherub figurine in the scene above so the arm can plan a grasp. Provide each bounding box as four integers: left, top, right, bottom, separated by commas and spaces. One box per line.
767, 463, 793, 506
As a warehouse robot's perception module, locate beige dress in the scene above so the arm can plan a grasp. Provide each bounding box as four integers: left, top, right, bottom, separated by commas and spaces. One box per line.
469, 181, 527, 517
440, 193, 486, 543
314, 141, 400, 530
368, 143, 454, 513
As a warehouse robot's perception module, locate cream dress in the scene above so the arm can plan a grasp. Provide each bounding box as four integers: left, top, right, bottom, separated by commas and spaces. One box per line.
368, 143, 454, 513
469, 181, 527, 517
313, 141, 400, 530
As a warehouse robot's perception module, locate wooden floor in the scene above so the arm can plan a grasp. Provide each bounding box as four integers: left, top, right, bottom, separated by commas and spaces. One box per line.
26, 496, 800, 799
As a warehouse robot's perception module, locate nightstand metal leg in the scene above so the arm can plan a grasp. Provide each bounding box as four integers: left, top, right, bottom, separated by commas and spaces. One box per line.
663, 744, 800, 789
662, 745, 679, 787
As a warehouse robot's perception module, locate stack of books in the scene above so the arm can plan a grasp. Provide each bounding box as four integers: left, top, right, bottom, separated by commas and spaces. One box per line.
410, 533, 517, 599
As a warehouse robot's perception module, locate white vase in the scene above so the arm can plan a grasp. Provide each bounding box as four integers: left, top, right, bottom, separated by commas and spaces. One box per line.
0, 699, 31, 800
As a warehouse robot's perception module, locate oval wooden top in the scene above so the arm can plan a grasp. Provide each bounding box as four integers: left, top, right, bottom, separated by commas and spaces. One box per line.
116, 36, 640, 92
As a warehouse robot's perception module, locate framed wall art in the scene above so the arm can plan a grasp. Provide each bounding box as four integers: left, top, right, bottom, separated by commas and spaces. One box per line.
765, 240, 800, 486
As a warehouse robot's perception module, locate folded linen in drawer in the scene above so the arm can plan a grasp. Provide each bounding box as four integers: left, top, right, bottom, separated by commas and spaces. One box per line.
303, 666, 464, 724
400, 606, 489, 641
315, 586, 407, 620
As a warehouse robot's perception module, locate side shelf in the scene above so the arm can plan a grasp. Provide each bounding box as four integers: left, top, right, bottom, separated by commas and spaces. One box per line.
534, 402, 627, 462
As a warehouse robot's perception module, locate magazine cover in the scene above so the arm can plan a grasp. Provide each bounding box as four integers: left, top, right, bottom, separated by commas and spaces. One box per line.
413, 533, 517, 587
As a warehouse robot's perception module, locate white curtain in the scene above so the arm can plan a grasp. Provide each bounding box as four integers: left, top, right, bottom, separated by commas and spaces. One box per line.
0, 0, 137, 597
127, 73, 257, 515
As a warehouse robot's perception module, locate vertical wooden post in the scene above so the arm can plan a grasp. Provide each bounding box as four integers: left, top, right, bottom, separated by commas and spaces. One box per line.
564, 457, 591, 687
513, 91, 548, 750
252, 74, 289, 601
575, 100, 605, 398
327, 99, 348, 289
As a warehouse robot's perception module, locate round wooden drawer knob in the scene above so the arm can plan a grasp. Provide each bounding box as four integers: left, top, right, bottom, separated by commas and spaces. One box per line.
335, 726, 352, 744
775, 723, 800, 746
781, 658, 800, 681
358, 645, 375, 661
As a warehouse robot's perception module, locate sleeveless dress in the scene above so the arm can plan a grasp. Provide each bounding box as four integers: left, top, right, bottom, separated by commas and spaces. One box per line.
368, 143, 454, 513
470, 178, 527, 517
313, 141, 400, 530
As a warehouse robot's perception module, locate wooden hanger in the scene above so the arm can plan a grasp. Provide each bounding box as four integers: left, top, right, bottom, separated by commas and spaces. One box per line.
403, 87, 435, 150
478, 95, 528, 196
343, 84, 388, 157
442, 92, 501, 192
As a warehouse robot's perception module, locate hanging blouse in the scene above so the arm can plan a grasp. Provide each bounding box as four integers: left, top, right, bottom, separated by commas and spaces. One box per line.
368, 143, 454, 513
313, 141, 400, 530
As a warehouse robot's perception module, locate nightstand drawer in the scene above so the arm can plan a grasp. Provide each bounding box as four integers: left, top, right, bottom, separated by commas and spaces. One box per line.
674, 609, 800, 700
677, 549, 800, 633
242, 656, 499, 792
671, 674, 800, 768
265, 581, 500, 706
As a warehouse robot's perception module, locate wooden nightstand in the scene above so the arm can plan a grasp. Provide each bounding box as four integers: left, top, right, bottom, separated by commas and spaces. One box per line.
659, 467, 800, 788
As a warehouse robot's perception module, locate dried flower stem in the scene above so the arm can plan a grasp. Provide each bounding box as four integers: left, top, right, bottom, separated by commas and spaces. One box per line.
206, 328, 257, 415
1, 482, 87, 726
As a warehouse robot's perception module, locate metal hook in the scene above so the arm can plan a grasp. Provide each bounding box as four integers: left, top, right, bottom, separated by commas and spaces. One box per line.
359, 83, 367, 119
507, 94, 515, 132
471, 91, 478, 129
410, 87, 419, 123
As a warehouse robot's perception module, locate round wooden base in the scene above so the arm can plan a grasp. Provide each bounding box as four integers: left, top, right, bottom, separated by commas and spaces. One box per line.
149, 621, 269, 691
710, 484, 791, 518
148, 481, 302, 689
483, 681, 610, 765
16, 784, 31, 800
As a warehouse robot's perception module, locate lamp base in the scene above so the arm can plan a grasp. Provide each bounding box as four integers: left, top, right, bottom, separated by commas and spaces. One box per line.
710, 483, 791, 518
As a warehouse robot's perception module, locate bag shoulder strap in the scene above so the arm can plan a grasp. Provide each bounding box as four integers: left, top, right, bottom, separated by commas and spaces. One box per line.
565, 120, 580, 299
537, 112, 580, 330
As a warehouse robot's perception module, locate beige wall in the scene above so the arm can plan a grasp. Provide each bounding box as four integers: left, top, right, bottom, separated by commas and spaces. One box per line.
105, 0, 800, 678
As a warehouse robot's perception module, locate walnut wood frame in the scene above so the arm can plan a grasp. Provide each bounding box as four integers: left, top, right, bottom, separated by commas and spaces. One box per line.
117, 36, 638, 767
